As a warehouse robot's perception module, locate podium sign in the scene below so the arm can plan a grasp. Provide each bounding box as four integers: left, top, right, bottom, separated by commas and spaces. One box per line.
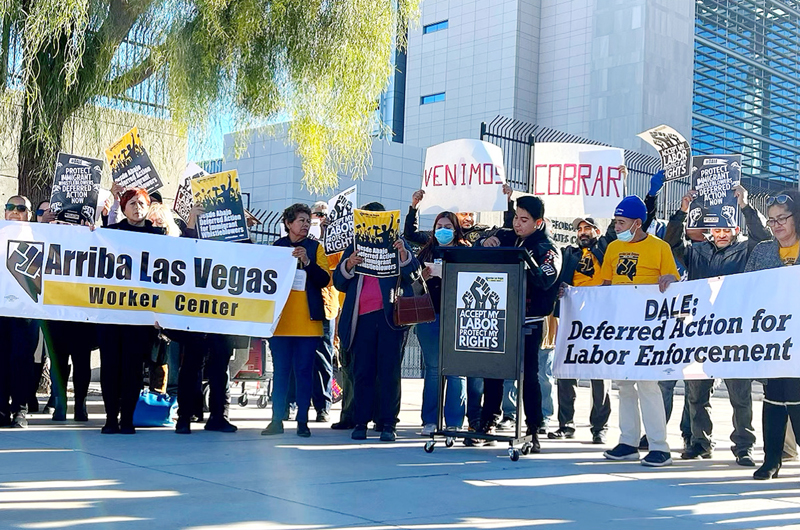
438, 248, 529, 380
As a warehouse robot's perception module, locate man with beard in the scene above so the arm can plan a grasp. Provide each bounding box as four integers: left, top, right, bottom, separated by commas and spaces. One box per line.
549, 216, 613, 443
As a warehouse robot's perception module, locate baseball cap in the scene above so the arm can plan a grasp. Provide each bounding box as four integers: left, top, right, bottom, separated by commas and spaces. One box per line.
572, 217, 599, 230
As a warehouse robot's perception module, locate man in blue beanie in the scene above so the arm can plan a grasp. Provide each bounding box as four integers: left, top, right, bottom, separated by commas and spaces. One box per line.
600, 195, 680, 467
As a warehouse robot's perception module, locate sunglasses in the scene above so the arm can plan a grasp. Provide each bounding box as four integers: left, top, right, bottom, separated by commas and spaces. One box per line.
36, 209, 46, 216
5, 204, 28, 212
767, 194, 794, 207
312, 212, 327, 218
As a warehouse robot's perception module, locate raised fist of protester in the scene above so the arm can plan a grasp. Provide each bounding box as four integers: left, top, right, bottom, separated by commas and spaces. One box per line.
411, 189, 425, 208
658, 274, 678, 293
292, 246, 311, 267
502, 184, 513, 200
110, 181, 125, 199
618, 164, 629, 179
681, 189, 697, 213
482, 235, 501, 247
393, 239, 409, 262
345, 251, 363, 272
649, 169, 665, 197
733, 184, 749, 209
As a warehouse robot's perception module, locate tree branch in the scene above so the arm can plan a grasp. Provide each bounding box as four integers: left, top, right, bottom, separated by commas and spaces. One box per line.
104, 51, 160, 96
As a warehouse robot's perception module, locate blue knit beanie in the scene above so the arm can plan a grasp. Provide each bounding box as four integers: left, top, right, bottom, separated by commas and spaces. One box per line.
614, 196, 647, 223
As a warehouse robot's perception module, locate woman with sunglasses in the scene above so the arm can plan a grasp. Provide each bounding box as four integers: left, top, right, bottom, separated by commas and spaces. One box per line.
745, 190, 800, 479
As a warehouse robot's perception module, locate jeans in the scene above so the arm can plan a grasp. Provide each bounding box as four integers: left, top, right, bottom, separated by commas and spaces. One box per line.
269, 336, 318, 424
417, 316, 467, 428
556, 379, 611, 435
466, 377, 483, 428
617, 380, 669, 453
46, 321, 93, 412
660, 379, 691, 442
501, 380, 517, 421
539, 348, 554, 423
312, 318, 335, 413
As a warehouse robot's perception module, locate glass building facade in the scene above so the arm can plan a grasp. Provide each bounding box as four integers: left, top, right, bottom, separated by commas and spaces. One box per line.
693, 0, 800, 188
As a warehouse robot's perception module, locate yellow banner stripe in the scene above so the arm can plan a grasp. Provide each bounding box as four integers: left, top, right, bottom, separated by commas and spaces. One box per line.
43, 281, 274, 323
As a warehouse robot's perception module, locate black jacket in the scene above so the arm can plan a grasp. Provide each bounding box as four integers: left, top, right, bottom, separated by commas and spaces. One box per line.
491, 227, 561, 320
273, 236, 331, 322
106, 219, 166, 235
664, 205, 770, 280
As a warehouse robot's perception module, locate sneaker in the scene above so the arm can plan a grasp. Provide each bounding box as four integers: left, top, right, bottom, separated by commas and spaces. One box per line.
497, 417, 515, 431
11, 413, 28, 428
603, 444, 640, 461
331, 420, 355, 430
286, 404, 298, 422
380, 428, 397, 442
592, 432, 607, 445
351, 425, 368, 440
261, 421, 284, 435
529, 430, 541, 453
421, 423, 436, 436
638, 435, 649, 450
483, 425, 497, 447
547, 428, 575, 440
463, 427, 484, 447
315, 410, 330, 423
205, 417, 238, 433
681, 443, 713, 460
297, 422, 311, 438
175, 418, 192, 434
642, 450, 673, 467
736, 453, 756, 467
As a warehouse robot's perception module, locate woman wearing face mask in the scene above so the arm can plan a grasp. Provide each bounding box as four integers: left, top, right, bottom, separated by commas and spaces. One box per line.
97, 188, 165, 434
745, 190, 800, 480
474, 196, 562, 451
416, 212, 470, 435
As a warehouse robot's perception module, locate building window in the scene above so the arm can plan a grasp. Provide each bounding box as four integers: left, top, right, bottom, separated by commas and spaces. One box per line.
423, 20, 448, 34
421, 92, 445, 105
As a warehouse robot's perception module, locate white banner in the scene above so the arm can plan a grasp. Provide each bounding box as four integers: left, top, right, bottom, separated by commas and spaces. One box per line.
531, 143, 625, 219
554, 266, 800, 381
1, 221, 297, 337
419, 139, 507, 215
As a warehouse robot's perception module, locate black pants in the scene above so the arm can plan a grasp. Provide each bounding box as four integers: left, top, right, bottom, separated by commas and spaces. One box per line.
352, 311, 406, 429
556, 379, 611, 435
0, 318, 38, 422
98, 324, 152, 425
176, 332, 234, 420
480, 323, 543, 430
763, 378, 800, 466
45, 321, 94, 411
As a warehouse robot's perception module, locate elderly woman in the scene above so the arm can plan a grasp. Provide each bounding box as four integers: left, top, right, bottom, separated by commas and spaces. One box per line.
98, 188, 165, 434
746, 189, 800, 479
262, 203, 331, 437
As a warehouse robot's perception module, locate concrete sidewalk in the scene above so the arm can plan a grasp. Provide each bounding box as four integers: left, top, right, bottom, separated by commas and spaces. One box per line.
1, 379, 799, 530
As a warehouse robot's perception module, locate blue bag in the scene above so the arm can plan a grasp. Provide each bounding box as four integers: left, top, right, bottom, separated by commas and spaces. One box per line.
132, 390, 178, 427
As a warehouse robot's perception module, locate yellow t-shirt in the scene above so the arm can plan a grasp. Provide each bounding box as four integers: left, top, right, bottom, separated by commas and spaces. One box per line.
601, 235, 680, 286
573, 248, 603, 287
274, 243, 330, 337
779, 241, 800, 266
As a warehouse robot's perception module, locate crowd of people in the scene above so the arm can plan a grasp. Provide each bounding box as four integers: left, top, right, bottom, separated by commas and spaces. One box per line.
1, 167, 798, 482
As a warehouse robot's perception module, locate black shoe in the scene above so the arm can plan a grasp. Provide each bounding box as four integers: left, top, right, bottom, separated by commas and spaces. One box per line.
297, 422, 311, 438
315, 410, 330, 423
463, 427, 484, 447
736, 453, 756, 467
592, 432, 607, 445
380, 428, 397, 442
11, 413, 28, 428
74, 402, 88, 422
261, 421, 284, 435
331, 420, 355, 430
530, 431, 541, 453
101, 419, 120, 434
497, 417, 515, 431
547, 428, 575, 440
638, 435, 649, 450
52, 408, 67, 422
175, 418, 192, 434
681, 443, 713, 460
642, 450, 673, 467
604, 444, 640, 461
372, 422, 384, 433
28, 400, 40, 414
537, 426, 547, 435
351, 425, 368, 440
205, 417, 238, 433
754, 461, 781, 480
119, 423, 136, 435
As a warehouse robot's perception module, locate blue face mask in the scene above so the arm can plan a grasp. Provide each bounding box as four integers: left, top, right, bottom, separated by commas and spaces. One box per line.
435, 227, 455, 245
616, 222, 639, 243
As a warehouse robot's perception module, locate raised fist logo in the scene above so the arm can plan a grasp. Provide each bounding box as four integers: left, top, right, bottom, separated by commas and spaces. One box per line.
689, 207, 702, 225
616, 255, 638, 281
488, 291, 500, 310
721, 205, 736, 226
462, 290, 475, 309
463, 276, 499, 310
7, 240, 44, 302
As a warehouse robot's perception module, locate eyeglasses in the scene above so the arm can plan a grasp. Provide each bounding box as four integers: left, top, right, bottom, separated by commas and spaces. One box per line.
5, 204, 28, 212
312, 212, 327, 218
767, 214, 794, 227
767, 195, 794, 207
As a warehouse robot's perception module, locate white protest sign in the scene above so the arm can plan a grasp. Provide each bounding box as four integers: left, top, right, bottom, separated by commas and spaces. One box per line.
554, 266, 800, 381
418, 139, 507, 216
637, 124, 692, 182
0, 220, 296, 337
532, 143, 625, 219
174, 163, 207, 221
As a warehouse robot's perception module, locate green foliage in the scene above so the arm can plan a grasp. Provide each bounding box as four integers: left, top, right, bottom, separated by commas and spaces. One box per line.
1, 0, 419, 196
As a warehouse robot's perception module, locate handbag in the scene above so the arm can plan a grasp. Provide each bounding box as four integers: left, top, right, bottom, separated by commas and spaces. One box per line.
393, 274, 436, 326
132, 390, 178, 427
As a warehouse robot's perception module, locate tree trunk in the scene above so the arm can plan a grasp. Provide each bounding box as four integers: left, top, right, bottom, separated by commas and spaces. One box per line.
17, 103, 66, 207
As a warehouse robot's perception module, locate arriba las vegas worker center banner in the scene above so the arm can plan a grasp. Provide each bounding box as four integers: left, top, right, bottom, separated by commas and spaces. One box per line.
1, 221, 297, 337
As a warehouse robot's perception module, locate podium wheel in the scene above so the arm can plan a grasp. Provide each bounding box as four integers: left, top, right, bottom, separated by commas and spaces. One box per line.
445, 437, 455, 448
257, 395, 269, 409
424, 440, 436, 453
238, 394, 249, 407
520, 443, 532, 456
509, 448, 520, 462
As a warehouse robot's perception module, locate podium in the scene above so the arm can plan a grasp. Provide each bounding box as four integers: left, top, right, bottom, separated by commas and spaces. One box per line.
423, 247, 535, 461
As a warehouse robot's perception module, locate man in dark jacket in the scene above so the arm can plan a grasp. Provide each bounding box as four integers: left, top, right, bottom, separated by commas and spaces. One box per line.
470, 195, 561, 451
664, 184, 769, 465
